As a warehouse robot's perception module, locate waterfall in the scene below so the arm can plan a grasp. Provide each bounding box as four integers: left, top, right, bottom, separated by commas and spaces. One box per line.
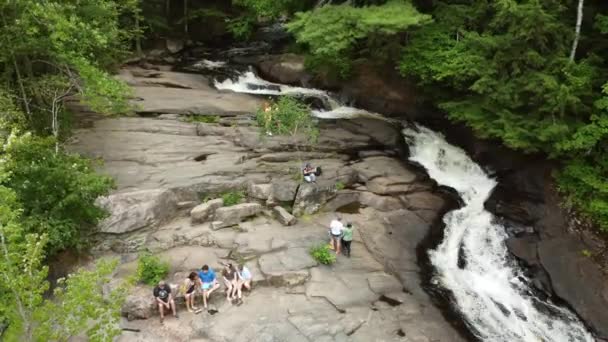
211, 66, 595, 341
403, 125, 593, 342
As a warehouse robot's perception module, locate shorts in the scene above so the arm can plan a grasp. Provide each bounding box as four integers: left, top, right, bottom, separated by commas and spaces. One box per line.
331, 233, 342, 238
201, 282, 213, 290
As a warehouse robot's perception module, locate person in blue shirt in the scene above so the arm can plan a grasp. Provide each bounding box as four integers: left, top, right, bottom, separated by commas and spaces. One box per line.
198, 264, 220, 309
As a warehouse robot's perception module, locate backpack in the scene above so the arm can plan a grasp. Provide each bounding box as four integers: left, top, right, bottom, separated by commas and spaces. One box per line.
315, 166, 322, 176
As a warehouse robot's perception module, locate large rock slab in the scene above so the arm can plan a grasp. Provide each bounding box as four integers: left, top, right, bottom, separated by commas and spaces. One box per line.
293, 183, 337, 216
270, 181, 299, 202
273, 206, 296, 226
96, 189, 178, 234
132, 86, 262, 116
247, 182, 271, 200
257, 53, 308, 85
259, 248, 317, 286
121, 286, 156, 320
538, 238, 608, 338
190, 198, 223, 223
213, 203, 262, 229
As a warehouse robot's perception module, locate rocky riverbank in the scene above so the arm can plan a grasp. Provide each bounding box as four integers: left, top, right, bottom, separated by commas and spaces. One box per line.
67, 66, 467, 341
245, 50, 608, 340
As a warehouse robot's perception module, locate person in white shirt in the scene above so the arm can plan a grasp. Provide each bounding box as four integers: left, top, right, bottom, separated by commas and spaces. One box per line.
329, 217, 344, 255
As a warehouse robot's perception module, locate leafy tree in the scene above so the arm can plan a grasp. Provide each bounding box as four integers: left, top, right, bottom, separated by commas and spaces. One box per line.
0, 186, 129, 341
287, 0, 432, 77
0, 133, 115, 255
137, 252, 169, 286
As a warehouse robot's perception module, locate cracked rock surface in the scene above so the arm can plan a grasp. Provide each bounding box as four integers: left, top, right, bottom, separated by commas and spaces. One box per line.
69, 67, 465, 342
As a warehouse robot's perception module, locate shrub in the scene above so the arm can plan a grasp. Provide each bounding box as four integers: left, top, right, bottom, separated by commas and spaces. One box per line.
137, 252, 169, 286
221, 190, 245, 207
0, 133, 114, 255
185, 115, 220, 124
335, 181, 345, 190
256, 96, 318, 143
309, 243, 336, 265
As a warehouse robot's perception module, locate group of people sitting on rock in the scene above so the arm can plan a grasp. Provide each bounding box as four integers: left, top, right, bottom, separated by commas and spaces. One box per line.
328, 216, 354, 257
152, 263, 253, 323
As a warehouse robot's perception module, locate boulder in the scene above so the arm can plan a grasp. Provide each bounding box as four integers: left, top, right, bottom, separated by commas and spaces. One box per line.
190, 198, 224, 223
165, 39, 184, 54
271, 181, 299, 202
248, 183, 272, 200
505, 235, 540, 266
257, 54, 309, 86
366, 176, 417, 195
212, 203, 263, 229
121, 287, 156, 320
293, 183, 337, 216
273, 206, 297, 226
96, 189, 178, 234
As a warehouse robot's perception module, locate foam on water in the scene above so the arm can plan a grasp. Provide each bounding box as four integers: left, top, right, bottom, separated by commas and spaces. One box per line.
403, 124, 594, 342
214, 71, 339, 109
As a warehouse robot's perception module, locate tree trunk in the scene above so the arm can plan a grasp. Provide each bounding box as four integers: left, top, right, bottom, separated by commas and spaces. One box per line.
569, 0, 584, 62
135, 14, 142, 57
183, 0, 188, 35
166, 0, 171, 27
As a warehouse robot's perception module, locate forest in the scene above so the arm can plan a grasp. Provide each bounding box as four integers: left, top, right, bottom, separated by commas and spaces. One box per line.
0, 0, 607, 340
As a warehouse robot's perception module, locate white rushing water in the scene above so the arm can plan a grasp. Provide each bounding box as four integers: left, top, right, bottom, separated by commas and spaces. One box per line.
403, 125, 594, 342
213, 67, 594, 341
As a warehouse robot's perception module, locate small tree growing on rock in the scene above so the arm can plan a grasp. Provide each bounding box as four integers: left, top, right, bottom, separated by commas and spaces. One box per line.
256, 96, 319, 145
256, 96, 319, 174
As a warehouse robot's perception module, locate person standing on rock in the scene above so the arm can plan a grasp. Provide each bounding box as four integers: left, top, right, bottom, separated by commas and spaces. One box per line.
330, 217, 344, 255
153, 280, 178, 323
198, 265, 220, 309
341, 223, 354, 257
183, 272, 200, 312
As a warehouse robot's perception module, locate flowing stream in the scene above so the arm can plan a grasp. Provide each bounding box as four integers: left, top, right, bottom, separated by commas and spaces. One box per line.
210, 65, 594, 341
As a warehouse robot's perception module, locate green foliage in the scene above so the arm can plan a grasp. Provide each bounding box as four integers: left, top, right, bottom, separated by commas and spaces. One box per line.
256, 96, 319, 143
396, 0, 608, 232
287, 0, 432, 77
0, 186, 128, 341
227, 15, 256, 41
0, 133, 114, 255
335, 181, 345, 190
309, 243, 336, 265
185, 115, 220, 124
137, 252, 169, 286
221, 190, 245, 207
232, 0, 312, 18
0, 0, 135, 137
581, 249, 593, 258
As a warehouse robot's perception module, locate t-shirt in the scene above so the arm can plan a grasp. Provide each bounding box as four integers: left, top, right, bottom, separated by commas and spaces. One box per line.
198, 269, 216, 284
342, 226, 353, 241
153, 285, 171, 302
239, 266, 252, 280
330, 219, 343, 235
222, 268, 236, 281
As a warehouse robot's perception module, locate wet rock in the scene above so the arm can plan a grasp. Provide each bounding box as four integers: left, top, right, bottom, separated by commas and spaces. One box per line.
273, 206, 296, 226
293, 183, 337, 216
96, 189, 178, 234
212, 203, 262, 229
257, 54, 309, 86
538, 237, 608, 338
505, 235, 539, 266
190, 198, 223, 223
322, 191, 360, 212
165, 39, 184, 54
248, 182, 271, 200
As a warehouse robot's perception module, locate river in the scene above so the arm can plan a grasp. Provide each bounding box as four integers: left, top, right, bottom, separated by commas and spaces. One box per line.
201, 59, 594, 341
